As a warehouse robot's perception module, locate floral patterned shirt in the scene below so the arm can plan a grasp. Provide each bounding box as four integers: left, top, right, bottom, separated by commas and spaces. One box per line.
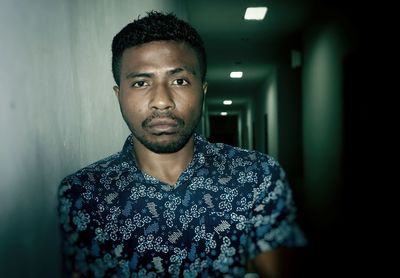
58, 133, 306, 277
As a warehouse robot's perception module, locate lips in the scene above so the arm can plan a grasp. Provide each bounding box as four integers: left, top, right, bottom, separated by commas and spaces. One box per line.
144, 118, 181, 134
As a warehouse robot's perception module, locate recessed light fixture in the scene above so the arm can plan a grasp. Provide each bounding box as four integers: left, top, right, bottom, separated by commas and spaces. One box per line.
220, 112, 228, 116
230, 71, 243, 78
223, 100, 233, 105
244, 7, 268, 20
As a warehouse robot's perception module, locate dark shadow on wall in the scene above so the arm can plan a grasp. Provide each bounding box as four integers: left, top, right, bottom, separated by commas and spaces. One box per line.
208, 115, 239, 147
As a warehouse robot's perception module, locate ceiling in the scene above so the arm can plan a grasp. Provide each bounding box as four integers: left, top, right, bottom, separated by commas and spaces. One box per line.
185, 0, 319, 111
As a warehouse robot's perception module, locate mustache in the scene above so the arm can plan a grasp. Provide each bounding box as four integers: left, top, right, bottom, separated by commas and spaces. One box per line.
142, 111, 185, 128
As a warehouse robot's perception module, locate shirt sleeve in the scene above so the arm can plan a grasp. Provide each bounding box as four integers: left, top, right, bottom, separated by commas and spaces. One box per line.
247, 156, 307, 259
58, 175, 89, 277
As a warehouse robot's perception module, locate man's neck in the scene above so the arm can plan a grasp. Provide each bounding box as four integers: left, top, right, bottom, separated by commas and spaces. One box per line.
132, 136, 195, 186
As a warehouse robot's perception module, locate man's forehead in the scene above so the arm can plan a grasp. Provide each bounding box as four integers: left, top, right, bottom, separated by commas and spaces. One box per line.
120, 41, 200, 72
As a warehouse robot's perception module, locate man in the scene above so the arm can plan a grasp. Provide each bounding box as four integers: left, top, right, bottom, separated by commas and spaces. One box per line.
59, 11, 306, 277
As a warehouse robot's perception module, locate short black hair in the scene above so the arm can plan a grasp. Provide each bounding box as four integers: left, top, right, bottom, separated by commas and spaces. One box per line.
111, 11, 207, 86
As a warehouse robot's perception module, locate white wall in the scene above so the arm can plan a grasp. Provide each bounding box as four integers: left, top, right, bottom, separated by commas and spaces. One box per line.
0, 0, 186, 277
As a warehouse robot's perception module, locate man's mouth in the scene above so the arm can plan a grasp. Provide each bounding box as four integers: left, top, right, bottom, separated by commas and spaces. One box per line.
143, 117, 183, 134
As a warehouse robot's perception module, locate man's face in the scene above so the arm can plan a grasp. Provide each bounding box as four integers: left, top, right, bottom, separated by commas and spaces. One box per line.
114, 41, 207, 154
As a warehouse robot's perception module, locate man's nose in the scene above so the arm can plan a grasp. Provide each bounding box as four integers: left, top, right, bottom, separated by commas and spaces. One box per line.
149, 83, 175, 110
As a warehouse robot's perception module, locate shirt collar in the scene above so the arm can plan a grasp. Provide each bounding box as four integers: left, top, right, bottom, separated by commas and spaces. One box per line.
117, 133, 222, 173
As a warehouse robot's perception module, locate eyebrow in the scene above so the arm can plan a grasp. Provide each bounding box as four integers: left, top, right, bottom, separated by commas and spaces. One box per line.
168, 67, 197, 76
125, 72, 154, 79
125, 66, 197, 80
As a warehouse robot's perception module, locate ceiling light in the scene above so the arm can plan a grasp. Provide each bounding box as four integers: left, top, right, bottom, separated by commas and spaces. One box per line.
244, 7, 268, 20
220, 112, 228, 116
230, 71, 243, 78
223, 100, 233, 105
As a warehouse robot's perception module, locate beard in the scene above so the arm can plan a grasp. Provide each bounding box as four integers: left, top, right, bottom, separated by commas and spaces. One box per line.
124, 110, 201, 154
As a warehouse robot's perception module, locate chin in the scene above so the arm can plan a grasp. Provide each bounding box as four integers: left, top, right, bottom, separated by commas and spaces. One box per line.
140, 132, 193, 154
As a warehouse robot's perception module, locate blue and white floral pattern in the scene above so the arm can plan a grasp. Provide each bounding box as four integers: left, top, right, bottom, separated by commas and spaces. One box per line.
59, 134, 306, 277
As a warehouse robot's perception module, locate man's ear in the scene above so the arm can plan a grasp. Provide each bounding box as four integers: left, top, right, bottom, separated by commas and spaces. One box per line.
202, 82, 208, 96
113, 85, 120, 97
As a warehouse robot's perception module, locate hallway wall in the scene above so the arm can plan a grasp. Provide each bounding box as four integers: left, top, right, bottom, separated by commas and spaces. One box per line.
0, 1, 186, 277
301, 16, 353, 275
255, 68, 278, 157
302, 21, 348, 229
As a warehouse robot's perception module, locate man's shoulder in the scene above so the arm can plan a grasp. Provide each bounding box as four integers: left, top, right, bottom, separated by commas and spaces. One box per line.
214, 142, 279, 166
197, 134, 277, 166
207, 142, 284, 181
60, 151, 124, 187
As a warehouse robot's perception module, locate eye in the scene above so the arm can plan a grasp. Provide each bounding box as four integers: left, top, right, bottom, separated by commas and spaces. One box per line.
132, 80, 149, 88
172, 79, 189, 86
